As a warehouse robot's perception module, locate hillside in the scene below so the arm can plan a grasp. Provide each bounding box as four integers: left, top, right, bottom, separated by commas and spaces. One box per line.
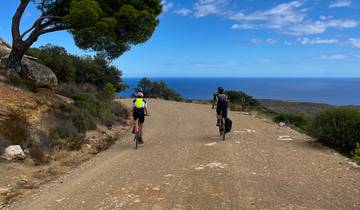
4, 99, 360, 210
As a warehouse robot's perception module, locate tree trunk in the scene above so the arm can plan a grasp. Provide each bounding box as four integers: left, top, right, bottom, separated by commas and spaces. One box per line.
6, 44, 26, 70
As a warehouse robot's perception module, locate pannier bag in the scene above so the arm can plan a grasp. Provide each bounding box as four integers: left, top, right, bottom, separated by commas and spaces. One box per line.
225, 118, 232, 133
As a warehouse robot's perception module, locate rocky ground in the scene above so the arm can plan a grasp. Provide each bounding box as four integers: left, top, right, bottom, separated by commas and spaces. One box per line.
0, 83, 130, 207
3, 99, 359, 210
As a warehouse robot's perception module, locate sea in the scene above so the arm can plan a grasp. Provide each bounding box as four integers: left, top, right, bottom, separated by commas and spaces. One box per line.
118, 78, 360, 106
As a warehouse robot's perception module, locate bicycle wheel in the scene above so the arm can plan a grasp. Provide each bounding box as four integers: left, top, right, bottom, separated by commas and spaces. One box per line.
135, 133, 139, 149
222, 126, 226, 141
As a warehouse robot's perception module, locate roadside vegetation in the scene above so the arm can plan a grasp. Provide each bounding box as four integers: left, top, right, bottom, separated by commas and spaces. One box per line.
227, 90, 360, 163
0, 45, 130, 164
134, 77, 183, 101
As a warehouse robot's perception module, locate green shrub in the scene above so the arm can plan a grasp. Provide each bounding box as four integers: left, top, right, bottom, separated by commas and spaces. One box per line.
0, 109, 30, 147
29, 147, 48, 165
135, 78, 183, 101
103, 82, 116, 100
352, 145, 360, 165
274, 112, 309, 130
71, 110, 97, 133
28, 45, 128, 91
72, 92, 112, 121
111, 102, 130, 119
309, 107, 360, 152
49, 125, 77, 141
58, 103, 75, 114
225, 90, 260, 111
63, 135, 85, 151
7, 73, 38, 92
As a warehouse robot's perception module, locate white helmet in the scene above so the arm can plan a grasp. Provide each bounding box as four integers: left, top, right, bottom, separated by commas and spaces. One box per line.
136, 92, 144, 98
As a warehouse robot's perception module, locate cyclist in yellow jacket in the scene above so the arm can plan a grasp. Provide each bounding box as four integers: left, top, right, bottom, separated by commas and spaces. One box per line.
132, 92, 149, 143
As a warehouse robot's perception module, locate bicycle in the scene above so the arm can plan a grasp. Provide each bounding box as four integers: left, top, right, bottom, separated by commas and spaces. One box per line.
133, 114, 149, 149
213, 106, 226, 141
219, 117, 226, 141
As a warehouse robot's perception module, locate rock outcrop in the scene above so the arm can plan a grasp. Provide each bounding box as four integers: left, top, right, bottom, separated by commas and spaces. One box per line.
3, 145, 26, 161
0, 38, 11, 57
0, 38, 58, 90
19, 56, 58, 90
0, 55, 58, 91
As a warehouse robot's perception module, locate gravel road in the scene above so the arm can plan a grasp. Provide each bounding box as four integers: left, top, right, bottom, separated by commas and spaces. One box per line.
5, 99, 360, 210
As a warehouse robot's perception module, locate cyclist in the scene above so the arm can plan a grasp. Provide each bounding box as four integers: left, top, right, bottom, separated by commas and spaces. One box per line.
132, 92, 149, 144
213, 87, 229, 126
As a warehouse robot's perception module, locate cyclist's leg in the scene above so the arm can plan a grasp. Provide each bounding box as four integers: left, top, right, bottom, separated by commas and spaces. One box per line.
138, 114, 145, 141
216, 106, 222, 125
132, 110, 139, 133
222, 107, 228, 120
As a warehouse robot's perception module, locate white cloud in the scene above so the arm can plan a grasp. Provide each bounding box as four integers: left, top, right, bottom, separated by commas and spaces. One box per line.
349, 38, 360, 48
329, 0, 351, 8
283, 19, 358, 35
185, 0, 358, 37
193, 0, 228, 17
249, 38, 278, 45
231, 23, 257, 29
162, 0, 174, 13
250, 39, 262, 44
228, 1, 358, 36
320, 54, 348, 60
298, 37, 339, 45
266, 38, 278, 44
230, 1, 305, 29
175, 8, 192, 16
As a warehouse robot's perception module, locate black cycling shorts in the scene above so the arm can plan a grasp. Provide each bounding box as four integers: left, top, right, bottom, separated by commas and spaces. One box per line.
216, 105, 228, 119
133, 109, 145, 124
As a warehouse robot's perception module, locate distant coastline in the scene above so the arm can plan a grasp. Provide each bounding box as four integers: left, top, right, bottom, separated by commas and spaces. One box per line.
119, 77, 360, 106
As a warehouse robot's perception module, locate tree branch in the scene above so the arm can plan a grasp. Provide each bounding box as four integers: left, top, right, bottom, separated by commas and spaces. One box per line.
38, 25, 66, 35
12, 0, 31, 42
20, 15, 61, 39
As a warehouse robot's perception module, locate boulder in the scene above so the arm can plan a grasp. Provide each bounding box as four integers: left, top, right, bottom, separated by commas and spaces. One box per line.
0, 38, 11, 57
20, 56, 58, 90
0, 187, 9, 195
3, 145, 26, 161
279, 122, 286, 127
0, 55, 58, 91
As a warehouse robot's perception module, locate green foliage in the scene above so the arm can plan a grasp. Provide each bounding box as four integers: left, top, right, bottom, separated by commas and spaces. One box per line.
111, 102, 130, 124
71, 109, 97, 133
135, 77, 183, 101
29, 147, 48, 165
65, 0, 102, 29
225, 90, 260, 111
27, 45, 127, 91
0, 108, 30, 148
19, 0, 162, 60
27, 46, 76, 83
352, 145, 360, 165
274, 112, 309, 130
102, 82, 116, 100
309, 107, 360, 152
7, 72, 39, 92
62, 0, 162, 59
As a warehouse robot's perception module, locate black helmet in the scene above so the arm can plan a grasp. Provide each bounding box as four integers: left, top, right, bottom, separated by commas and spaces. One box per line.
218, 86, 224, 94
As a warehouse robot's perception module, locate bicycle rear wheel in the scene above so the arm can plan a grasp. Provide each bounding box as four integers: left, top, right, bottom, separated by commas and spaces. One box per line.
135, 133, 139, 149
222, 127, 226, 141
135, 137, 138, 149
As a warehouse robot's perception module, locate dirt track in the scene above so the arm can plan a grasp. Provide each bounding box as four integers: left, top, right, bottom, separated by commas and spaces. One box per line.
5, 99, 360, 210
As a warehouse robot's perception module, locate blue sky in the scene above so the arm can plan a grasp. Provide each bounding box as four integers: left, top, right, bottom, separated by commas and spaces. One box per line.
1, 0, 360, 77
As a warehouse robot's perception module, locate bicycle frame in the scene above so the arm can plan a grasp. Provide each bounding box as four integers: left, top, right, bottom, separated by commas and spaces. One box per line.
134, 119, 141, 149
219, 117, 226, 140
